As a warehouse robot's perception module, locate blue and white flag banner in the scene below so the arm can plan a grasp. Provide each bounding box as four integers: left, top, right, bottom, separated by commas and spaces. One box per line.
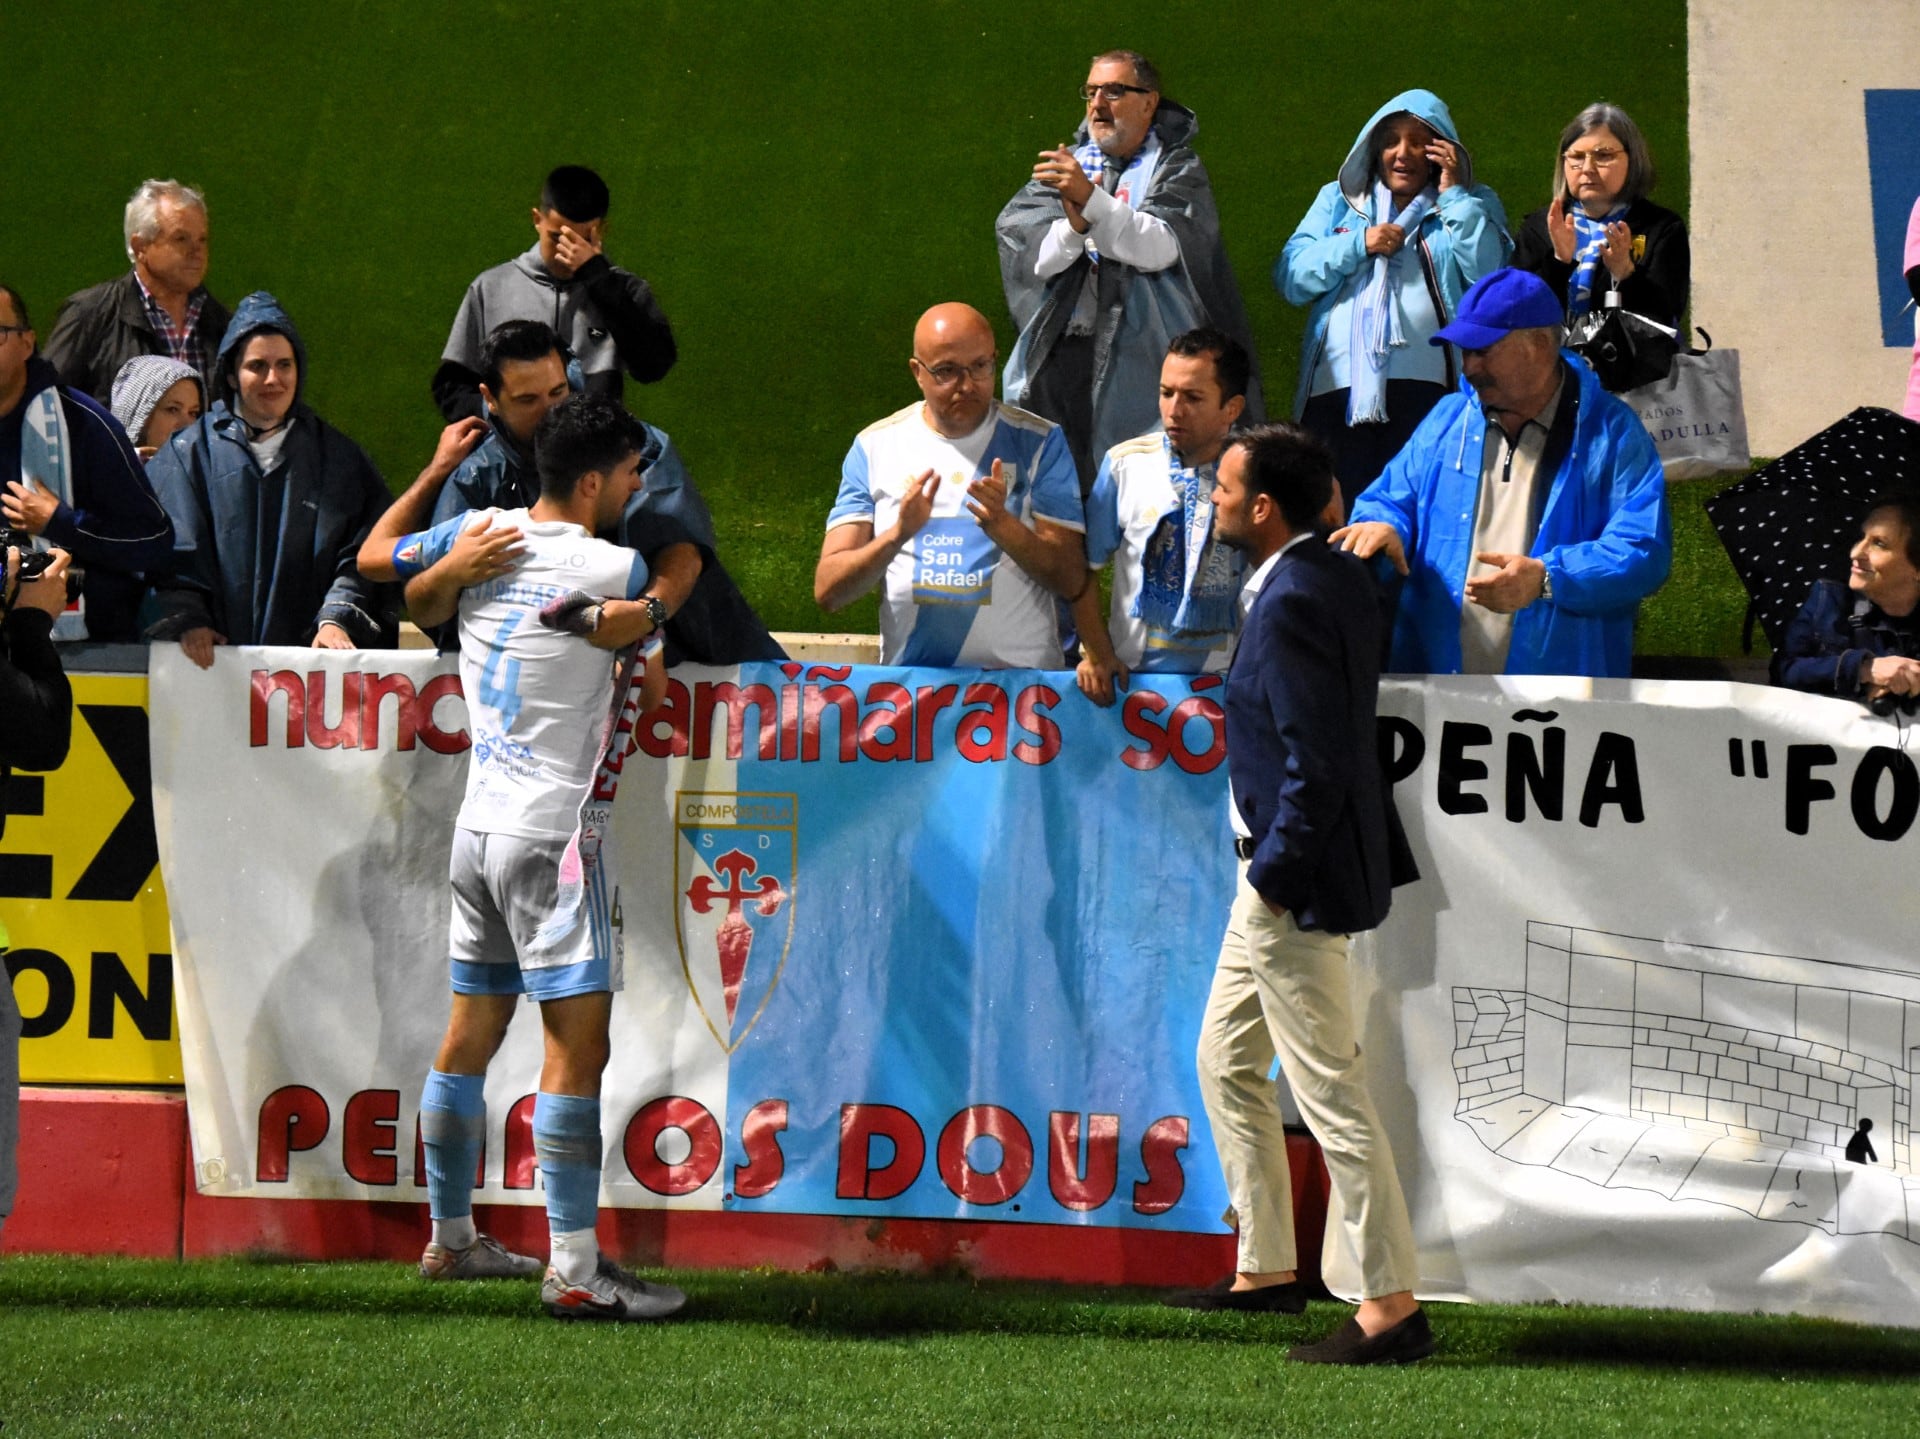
150, 650, 1920, 1326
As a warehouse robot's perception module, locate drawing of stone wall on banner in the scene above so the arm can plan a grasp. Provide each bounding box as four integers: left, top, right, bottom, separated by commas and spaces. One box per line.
1453, 923, 1920, 1242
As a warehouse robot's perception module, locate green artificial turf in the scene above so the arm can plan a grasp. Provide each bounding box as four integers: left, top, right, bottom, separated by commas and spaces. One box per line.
2, 1256, 1917, 1438
0, 1, 1697, 642
1637, 471, 1768, 665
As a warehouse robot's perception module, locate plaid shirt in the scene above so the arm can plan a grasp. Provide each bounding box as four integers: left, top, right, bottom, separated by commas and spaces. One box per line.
135, 271, 212, 378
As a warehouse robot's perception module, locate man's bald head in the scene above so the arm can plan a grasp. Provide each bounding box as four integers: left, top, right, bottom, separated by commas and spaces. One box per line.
913, 303, 994, 355
910, 303, 999, 438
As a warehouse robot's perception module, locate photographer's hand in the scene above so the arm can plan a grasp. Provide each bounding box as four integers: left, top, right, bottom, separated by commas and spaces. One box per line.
7, 546, 72, 620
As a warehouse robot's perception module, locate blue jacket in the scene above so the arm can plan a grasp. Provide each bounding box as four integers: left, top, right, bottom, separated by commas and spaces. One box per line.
1276, 89, 1511, 418
1348, 355, 1670, 678
147, 292, 394, 646
1226, 539, 1412, 932
1772, 580, 1920, 699
0, 355, 173, 641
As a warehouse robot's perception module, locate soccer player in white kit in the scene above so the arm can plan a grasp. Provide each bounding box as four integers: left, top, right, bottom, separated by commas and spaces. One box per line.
360, 395, 681, 1321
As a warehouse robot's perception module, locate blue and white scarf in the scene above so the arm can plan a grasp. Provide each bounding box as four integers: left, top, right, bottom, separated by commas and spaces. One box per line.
1130, 435, 1240, 638
1567, 203, 1630, 318
1347, 180, 1436, 425
1066, 131, 1164, 337
17, 389, 84, 640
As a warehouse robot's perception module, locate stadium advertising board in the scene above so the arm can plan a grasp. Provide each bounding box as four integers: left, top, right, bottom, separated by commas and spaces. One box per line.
152, 649, 1920, 1326
3, 672, 178, 1085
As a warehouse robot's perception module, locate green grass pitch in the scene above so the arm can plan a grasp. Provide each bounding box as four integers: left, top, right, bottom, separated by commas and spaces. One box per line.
3, 1256, 1917, 1437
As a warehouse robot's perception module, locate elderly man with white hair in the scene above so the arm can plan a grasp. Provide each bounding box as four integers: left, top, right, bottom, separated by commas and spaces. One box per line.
45, 179, 230, 405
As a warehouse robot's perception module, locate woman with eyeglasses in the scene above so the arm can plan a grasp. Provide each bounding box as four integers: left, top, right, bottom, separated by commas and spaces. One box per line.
1277, 89, 1511, 491
1513, 102, 1689, 334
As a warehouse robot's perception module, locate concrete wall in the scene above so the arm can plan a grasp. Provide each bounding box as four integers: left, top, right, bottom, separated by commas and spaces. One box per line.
1691, 0, 1920, 455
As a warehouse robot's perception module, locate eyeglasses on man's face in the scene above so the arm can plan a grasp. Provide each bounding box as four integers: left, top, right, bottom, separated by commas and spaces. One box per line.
914, 355, 997, 389
1081, 82, 1153, 105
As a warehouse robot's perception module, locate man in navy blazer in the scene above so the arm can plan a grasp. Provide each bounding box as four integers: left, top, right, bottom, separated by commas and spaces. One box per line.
1167, 422, 1431, 1366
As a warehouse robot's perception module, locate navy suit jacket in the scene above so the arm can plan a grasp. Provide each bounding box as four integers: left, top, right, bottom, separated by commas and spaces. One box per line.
1225, 536, 1414, 934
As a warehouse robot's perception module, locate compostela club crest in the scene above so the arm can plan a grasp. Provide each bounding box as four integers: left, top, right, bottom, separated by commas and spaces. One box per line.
673, 791, 796, 1052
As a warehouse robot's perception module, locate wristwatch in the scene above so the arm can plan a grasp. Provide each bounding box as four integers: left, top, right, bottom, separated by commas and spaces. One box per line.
1540, 566, 1554, 602
641, 594, 669, 633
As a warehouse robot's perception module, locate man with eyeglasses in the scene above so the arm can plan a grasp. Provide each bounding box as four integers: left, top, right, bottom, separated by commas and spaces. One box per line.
997, 50, 1262, 491
0, 284, 175, 643
814, 302, 1085, 668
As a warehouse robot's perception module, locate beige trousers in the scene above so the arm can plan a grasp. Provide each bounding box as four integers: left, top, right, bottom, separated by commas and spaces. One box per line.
1194, 863, 1418, 1297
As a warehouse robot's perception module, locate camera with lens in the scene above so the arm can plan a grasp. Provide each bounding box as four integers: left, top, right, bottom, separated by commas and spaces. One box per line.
1, 524, 79, 601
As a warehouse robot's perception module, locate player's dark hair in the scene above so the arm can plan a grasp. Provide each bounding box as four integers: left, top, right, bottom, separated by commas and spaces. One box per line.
1865, 490, 1920, 569
1228, 424, 1336, 534
1166, 327, 1249, 403
0, 284, 30, 329
533, 394, 644, 500
479, 320, 565, 394
540, 165, 611, 223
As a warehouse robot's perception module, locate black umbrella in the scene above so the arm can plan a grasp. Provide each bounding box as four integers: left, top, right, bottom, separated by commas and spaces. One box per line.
1704, 406, 1920, 651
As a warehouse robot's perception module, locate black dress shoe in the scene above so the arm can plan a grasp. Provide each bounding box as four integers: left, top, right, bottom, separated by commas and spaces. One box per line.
1163, 1275, 1307, 1313
1287, 1308, 1436, 1364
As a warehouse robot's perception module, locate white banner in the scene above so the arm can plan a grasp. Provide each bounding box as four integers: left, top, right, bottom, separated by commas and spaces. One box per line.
150, 645, 730, 1212
151, 648, 1920, 1325
1365, 674, 1920, 1328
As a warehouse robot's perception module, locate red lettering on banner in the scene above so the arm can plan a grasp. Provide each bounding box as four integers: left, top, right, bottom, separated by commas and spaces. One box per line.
1013, 684, 1062, 765
1047, 1111, 1120, 1210
1131, 1115, 1190, 1214
914, 685, 959, 762
733, 1099, 790, 1198
935, 1104, 1034, 1206
414, 673, 470, 754
412, 1113, 485, 1188
632, 669, 1067, 768
778, 666, 803, 761
857, 682, 914, 762
1120, 690, 1172, 770
343, 1088, 399, 1186
956, 682, 1009, 763
308, 670, 363, 750
246, 668, 470, 752
1167, 693, 1227, 775
502, 1094, 538, 1189
256, 1084, 330, 1182
804, 680, 861, 763
1117, 682, 1224, 774
836, 1103, 926, 1200
250, 669, 306, 748
637, 677, 692, 759
693, 681, 779, 760
364, 671, 419, 751
624, 1095, 723, 1197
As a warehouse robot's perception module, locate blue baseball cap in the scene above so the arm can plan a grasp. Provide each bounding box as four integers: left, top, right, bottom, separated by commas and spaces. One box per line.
1431, 268, 1564, 349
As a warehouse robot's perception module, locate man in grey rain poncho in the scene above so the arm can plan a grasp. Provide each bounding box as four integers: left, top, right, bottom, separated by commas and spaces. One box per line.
997, 49, 1261, 489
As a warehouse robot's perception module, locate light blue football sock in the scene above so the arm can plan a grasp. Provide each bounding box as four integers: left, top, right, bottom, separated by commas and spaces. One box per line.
421, 1070, 487, 1233
533, 1091, 602, 1249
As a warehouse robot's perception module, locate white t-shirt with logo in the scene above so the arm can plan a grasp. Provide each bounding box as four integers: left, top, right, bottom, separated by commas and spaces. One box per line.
827, 401, 1084, 669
